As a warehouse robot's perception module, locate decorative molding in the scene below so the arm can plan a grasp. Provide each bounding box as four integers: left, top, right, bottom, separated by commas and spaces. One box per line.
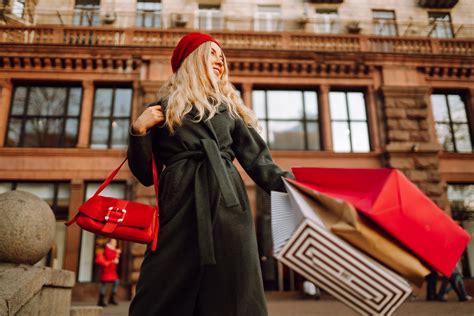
228, 59, 372, 77
418, 66, 473, 80
0, 54, 142, 73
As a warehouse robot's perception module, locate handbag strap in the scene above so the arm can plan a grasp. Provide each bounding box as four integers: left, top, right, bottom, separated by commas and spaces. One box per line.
93, 155, 159, 202
66, 155, 160, 227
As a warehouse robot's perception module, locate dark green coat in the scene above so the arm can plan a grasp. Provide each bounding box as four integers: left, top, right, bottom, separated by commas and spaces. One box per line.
128, 102, 292, 316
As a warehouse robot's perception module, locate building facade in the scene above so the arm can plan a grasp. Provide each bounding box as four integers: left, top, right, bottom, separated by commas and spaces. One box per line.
0, 0, 473, 299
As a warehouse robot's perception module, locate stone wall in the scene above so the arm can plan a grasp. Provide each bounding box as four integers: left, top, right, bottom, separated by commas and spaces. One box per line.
382, 86, 450, 212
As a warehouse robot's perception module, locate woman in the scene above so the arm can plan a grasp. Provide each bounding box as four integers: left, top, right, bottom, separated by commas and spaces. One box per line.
128, 32, 292, 316
95, 238, 121, 307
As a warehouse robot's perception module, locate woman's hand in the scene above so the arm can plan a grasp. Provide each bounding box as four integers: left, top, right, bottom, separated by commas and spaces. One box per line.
132, 105, 165, 135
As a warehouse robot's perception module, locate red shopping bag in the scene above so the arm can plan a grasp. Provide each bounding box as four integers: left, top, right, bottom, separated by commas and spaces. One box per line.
292, 167, 470, 277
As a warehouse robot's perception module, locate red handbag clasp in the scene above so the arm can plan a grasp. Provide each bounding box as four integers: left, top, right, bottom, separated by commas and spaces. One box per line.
104, 206, 127, 224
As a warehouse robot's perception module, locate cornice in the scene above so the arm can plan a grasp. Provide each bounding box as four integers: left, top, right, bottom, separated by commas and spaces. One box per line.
0, 54, 143, 73
418, 65, 473, 80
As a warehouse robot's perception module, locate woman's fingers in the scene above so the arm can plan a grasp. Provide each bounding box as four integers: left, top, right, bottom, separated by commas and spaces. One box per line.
148, 106, 164, 123
132, 105, 165, 134
148, 105, 162, 111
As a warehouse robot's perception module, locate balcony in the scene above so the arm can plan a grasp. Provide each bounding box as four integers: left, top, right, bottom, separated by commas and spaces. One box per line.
418, 0, 459, 8
0, 25, 472, 57
2, 11, 472, 39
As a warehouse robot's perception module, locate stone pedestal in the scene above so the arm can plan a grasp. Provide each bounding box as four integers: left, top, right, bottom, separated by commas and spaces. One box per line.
0, 264, 75, 316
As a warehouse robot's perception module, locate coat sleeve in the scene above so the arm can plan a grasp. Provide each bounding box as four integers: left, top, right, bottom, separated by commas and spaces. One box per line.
127, 126, 163, 187
232, 118, 294, 194
127, 100, 164, 187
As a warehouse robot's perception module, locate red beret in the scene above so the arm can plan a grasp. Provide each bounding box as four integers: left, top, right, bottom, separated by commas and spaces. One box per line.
171, 32, 221, 73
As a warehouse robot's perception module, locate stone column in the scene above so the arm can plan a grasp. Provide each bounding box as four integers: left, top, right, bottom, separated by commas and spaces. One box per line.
77, 81, 94, 148
242, 82, 253, 109
319, 84, 332, 151
0, 79, 13, 147
381, 86, 450, 212
63, 179, 85, 273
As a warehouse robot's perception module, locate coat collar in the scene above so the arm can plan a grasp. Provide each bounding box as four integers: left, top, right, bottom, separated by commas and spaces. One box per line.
202, 116, 219, 145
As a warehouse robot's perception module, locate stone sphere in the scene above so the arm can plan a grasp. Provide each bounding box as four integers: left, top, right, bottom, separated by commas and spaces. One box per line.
0, 191, 56, 265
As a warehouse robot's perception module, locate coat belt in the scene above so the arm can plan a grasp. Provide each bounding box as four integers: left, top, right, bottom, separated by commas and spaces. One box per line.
164, 139, 240, 265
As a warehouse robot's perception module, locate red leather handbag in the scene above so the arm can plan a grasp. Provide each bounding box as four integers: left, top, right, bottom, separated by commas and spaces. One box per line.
66, 156, 160, 251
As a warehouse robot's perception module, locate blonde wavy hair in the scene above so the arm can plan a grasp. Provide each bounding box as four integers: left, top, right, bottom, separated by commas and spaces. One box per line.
157, 42, 259, 133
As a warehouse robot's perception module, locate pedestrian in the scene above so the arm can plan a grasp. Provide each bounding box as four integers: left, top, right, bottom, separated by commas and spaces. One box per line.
127, 32, 293, 315
437, 260, 472, 302
95, 238, 121, 307
425, 271, 438, 301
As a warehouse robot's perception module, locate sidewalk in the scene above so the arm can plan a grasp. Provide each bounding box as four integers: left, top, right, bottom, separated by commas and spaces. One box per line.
74, 292, 474, 316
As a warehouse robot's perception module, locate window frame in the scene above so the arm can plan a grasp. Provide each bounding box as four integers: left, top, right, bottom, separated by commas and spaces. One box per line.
255, 5, 282, 32
329, 89, 371, 153
73, 0, 101, 26
428, 11, 454, 39
12, 0, 25, 18
136, 0, 162, 28
314, 8, 340, 34
197, 4, 223, 31
431, 91, 473, 153
252, 88, 321, 151
5, 83, 83, 148
89, 84, 133, 149
372, 9, 398, 36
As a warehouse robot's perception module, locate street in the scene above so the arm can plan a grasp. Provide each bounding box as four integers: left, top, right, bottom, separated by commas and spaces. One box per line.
73, 291, 474, 316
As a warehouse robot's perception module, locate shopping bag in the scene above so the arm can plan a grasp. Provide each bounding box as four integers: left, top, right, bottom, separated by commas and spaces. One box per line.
292, 167, 470, 277
271, 191, 411, 316
284, 178, 430, 286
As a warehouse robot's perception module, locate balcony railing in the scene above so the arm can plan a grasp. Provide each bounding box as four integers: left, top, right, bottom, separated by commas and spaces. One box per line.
3, 10, 473, 39
0, 26, 472, 56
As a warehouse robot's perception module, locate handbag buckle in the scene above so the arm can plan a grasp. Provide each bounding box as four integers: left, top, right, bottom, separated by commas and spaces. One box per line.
104, 207, 127, 223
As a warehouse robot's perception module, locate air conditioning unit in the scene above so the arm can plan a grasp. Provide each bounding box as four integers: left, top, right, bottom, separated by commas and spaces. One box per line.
173, 14, 188, 28
103, 12, 116, 24
346, 21, 361, 34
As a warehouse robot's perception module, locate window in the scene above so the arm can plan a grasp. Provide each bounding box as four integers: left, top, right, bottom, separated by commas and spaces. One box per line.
252, 89, 320, 150
6, 85, 82, 147
447, 184, 474, 277
198, 4, 223, 30
74, 0, 100, 26
12, 0, 25, 18
136, 0, 161, 28
90, 86, 132, 149
0, 181, 70, 269
372, 10, 398, 36
255, 5, 281, 32
315, 9, 339, 34
77, 182, 126, 282
431, 94, 472, 153
329, 91, 370, 152
428, 12, 453, 38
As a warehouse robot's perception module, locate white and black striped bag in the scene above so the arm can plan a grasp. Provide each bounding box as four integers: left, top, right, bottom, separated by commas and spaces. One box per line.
271, 186, 412, 316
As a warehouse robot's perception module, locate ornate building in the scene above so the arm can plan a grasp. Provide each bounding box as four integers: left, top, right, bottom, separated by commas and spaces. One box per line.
0, 0, 473, 299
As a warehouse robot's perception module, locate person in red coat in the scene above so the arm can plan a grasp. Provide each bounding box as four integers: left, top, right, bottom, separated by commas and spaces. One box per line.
95, 239, 121, 307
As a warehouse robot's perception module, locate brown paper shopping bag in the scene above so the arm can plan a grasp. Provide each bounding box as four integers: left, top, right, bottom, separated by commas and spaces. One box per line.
284, 178, 430, 286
